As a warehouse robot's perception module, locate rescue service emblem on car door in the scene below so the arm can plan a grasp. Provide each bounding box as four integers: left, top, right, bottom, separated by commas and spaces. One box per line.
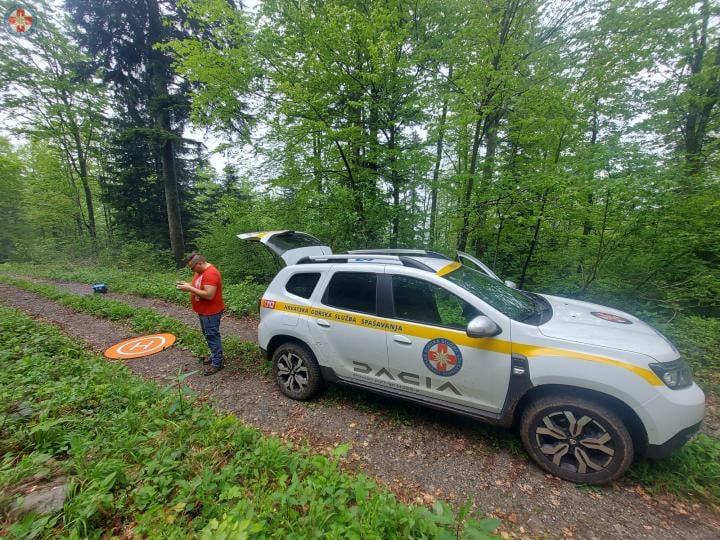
422, 338, 463, 377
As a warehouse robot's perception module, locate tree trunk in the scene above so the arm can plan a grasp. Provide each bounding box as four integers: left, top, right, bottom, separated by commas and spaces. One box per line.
389, 127, 400, 248
160, 117, 185, 265
73, 132, 97, 244
312, 133, 322, 193
683, 1, 720, 179
581, 188, 611, 294
429, 65, 451, 249
471, 113, 499, 258
147, 0, 185, 267
518, 188, 548, 289
457, 117, 484, 251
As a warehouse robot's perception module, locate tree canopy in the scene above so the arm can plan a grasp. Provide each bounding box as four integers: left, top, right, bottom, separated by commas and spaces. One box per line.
0, 0, 718, 319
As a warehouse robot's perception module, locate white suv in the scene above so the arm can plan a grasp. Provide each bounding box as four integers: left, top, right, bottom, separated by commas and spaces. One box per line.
240, 231, 705, 484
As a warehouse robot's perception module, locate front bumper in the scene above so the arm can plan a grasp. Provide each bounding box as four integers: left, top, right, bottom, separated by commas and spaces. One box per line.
645, 421, 702, 459
634, 382, 705, 451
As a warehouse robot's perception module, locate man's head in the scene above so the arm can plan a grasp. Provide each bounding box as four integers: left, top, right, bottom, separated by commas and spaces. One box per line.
185, 253, 208, 273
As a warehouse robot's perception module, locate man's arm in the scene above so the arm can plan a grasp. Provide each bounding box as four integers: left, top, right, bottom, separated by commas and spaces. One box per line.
176, 282, 217, 300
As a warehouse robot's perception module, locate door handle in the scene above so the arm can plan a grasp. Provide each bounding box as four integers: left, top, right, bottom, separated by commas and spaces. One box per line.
393, 334, 412, 345
316, 319, 331, 327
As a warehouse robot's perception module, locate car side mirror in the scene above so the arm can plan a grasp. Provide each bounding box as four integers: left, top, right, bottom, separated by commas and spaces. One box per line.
504, 280, 517, 289
467, 315, 501, 338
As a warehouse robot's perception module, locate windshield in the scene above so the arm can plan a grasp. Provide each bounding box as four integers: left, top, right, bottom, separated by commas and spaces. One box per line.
444, 265, 537, 321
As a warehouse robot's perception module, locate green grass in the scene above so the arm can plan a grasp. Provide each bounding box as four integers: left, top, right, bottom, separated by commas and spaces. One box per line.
0, 306, 500, 539
628, 434, 720, 504
2, 273, 720, 507
0, 262, 266, 319
0, 274, 265, 376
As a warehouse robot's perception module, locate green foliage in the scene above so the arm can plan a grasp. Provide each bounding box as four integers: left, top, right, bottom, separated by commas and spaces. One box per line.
659, 316, 720, 396
0, 262, 265, 318
192, 197, 284, 284
629, 434, 720, 504
0, 273, 263, 374
0, 138, 26, 261
0, 305, 499, 538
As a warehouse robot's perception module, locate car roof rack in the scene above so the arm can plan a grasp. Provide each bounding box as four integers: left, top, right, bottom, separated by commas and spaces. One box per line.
296, 254, 403, 265
347, 249, 452, 260
295, 254, 436, 273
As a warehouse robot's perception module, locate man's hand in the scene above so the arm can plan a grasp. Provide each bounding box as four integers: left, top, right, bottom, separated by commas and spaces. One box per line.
176, 281, 192, 292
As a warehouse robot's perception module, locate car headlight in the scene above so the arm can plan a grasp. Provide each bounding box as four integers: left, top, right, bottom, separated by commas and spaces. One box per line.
649, 359, 693, 389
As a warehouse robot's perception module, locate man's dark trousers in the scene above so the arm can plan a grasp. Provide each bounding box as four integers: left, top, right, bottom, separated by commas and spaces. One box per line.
199, 311, 224, 368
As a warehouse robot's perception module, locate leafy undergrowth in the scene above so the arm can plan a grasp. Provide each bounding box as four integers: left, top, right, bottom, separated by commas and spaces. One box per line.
0, 262, 266, 319
2, 274, 720, 507
0, 274, 264, 376
628, 435, 720, 505
0, 306, 500, 539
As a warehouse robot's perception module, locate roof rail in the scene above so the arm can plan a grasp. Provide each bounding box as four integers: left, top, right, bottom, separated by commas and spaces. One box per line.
296, 254, 404, 265
348, 249, 452, 260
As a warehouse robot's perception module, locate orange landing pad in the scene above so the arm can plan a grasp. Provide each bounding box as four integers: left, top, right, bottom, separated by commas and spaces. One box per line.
104, 333, 176, 359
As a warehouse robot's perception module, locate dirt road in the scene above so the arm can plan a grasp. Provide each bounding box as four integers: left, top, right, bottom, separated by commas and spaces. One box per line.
1, 281, 717, 539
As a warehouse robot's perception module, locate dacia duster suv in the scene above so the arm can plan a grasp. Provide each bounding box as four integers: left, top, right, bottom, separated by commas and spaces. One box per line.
240, 230, 705, 484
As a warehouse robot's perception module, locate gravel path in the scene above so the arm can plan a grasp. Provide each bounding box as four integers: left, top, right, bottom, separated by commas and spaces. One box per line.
1, 282, 718, 540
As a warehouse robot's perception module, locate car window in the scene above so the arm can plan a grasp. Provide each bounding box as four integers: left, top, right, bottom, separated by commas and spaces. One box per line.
324, 272, 377, 314
392, 275, 479, 330
285, 272, 321, 299
444, 265, 536, 321
267, 232, 321, 254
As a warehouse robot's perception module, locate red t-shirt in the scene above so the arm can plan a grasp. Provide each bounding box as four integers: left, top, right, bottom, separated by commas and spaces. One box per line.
191, 264, 225, 315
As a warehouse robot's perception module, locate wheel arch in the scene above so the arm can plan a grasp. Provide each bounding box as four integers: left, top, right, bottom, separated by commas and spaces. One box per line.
266, 334, 318, 361
512, 384, 649, 456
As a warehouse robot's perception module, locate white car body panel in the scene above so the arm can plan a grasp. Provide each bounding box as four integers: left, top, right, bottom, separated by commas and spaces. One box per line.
309, 264, 389, 379
538, 295, 679, 361
383, 266, 512, 413
252, 232, 705, 454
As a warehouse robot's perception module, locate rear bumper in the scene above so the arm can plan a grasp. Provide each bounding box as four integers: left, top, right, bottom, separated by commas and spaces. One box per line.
645, 421, 702, 459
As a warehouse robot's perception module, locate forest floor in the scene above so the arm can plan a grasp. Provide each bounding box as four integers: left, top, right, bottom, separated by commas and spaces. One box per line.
1, 278, 719, 539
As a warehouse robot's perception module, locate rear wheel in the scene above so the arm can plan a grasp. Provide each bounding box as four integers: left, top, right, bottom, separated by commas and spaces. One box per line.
272, 342, 322, 401
520, 395, 634, 484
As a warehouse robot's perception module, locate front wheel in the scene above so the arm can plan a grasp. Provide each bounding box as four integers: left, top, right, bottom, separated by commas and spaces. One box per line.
520, 395, 634, 484
272, 342, 322, 401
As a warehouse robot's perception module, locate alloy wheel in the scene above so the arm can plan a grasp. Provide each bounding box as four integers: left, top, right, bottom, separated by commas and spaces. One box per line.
534, 410, 615, 474
276, 352, 309, 393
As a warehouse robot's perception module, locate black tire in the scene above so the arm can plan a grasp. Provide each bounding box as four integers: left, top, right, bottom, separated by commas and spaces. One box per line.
271, 342, 322, 401
520, 395, 634, 484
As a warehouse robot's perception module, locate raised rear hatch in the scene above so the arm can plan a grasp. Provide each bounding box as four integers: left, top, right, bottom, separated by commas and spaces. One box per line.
237, 230, 333, 266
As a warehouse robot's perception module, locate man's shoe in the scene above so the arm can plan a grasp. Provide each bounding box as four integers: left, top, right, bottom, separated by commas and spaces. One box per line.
200, 358, 212, 365
203, 366, 223, 376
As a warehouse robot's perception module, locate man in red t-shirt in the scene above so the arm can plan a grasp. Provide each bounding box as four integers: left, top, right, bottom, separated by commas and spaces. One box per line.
176, 253, 225, 376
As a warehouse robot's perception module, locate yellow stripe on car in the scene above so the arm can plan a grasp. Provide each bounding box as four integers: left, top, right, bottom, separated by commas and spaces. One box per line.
261, 299, 663, 386
511, 344, 663, 386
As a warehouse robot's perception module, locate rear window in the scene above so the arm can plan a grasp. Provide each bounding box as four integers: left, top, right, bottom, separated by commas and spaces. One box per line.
285, 272, 321, 299
324, 272, 377, 314
267, 232, 321, 254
